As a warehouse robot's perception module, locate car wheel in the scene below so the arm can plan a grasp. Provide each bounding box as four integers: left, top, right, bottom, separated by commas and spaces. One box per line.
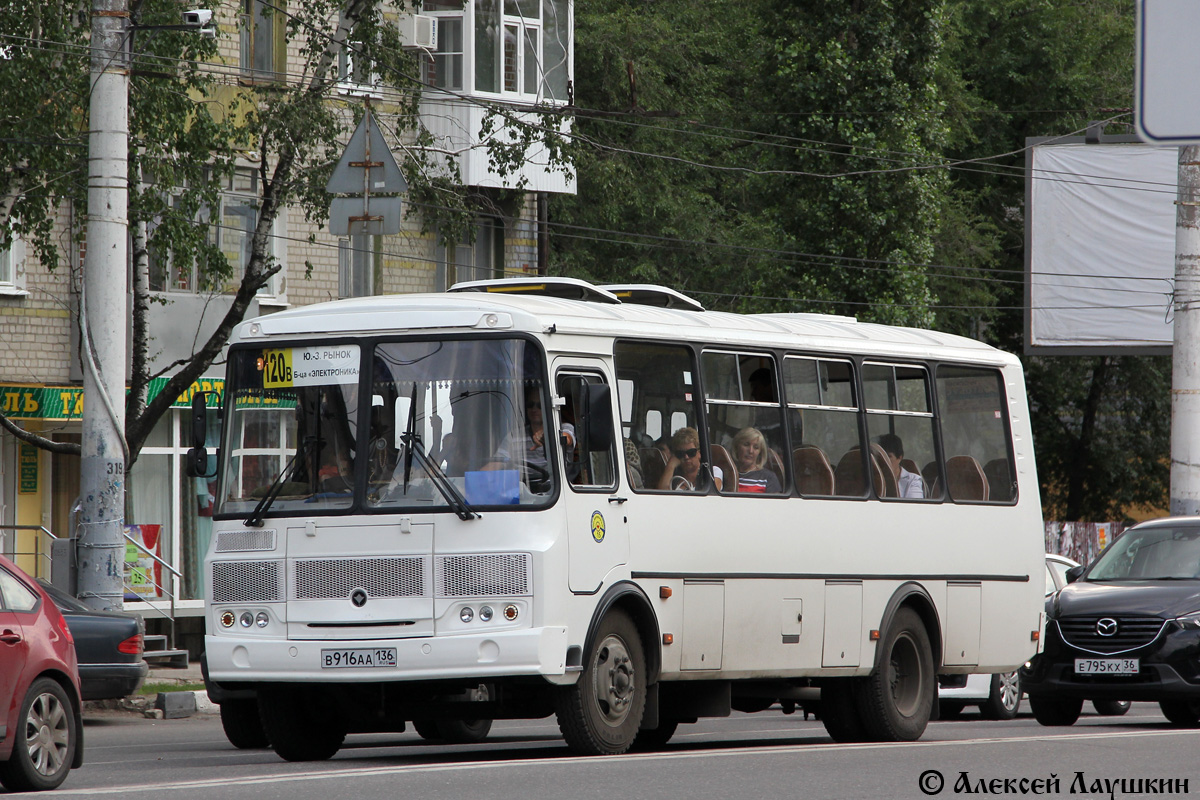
220, 698, 270, 749
1029, 694, 1082, 726
0, 678, 77, 792
980, 671, 1022, 721
1159, 699, 1200, 726
1092, 699, 1131, 717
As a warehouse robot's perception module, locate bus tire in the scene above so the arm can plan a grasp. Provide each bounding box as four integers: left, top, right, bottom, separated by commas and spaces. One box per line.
555, 609, 646, 755
259, 688, 345, 761
630, 718, 679, 751
411, 719, 440, 740
1029, 694, 1082, 726
220, 698, 270, 749
820, 679, 869, 742
857, 607, 934, 741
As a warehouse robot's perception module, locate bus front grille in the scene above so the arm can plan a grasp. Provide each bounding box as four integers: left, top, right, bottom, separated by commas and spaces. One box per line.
436, 553, 531, 597
212, 560, 283, 603
292, 557, 425, 600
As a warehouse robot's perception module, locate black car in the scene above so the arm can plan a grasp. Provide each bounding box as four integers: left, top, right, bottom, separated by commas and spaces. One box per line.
37, 580, 148, 701
1023, 517, 1200, 726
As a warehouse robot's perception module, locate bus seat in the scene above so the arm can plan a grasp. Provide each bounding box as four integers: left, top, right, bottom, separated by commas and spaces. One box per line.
767, 448, 787, 489
834, 448, 868, 497
640, 448, 666, 489
922, 461, 940, 497
870, 443, 897, 497
710, 444, 737, 491
900, 458, 919, 478
793, 446, 834, 495
946, 455, 989, 501
983, 458, 1013, 501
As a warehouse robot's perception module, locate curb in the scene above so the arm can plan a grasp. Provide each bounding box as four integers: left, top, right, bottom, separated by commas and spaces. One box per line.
84, 690, 219, 719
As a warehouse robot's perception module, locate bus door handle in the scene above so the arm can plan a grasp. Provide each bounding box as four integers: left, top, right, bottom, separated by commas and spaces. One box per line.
608, 496, 628, 505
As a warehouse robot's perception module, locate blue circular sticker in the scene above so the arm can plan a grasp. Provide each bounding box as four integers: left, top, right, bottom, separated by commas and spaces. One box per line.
590, 510, 606, 543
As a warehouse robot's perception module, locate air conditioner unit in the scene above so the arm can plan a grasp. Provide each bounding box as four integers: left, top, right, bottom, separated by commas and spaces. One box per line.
397, 14, 437, 50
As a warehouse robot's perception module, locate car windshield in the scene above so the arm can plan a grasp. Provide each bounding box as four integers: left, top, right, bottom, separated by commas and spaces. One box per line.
35, 579, 90, 612
1086, 525, 1200, 581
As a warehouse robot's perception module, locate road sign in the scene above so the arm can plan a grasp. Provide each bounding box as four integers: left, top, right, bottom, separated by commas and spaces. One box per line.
328, 196, 403, 236
326, 108, 408, 194
1136, 0, 1200, 144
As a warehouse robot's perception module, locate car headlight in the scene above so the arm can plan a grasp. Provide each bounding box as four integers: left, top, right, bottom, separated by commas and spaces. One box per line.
1175, 612, 1200, 630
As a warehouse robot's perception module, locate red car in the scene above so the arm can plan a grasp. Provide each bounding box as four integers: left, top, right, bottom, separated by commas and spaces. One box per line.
0, 556, 83, 791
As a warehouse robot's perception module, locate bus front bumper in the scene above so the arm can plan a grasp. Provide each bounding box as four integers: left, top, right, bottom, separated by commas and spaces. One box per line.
204, 626, 570, 684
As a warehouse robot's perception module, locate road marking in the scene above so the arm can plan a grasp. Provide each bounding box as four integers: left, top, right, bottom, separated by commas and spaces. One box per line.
55, 727, 1200, 796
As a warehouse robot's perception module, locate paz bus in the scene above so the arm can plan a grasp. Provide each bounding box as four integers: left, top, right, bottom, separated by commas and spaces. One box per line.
194, 278, 1045, 759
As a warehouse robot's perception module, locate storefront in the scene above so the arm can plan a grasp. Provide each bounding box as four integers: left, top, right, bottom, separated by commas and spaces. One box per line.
0, 378, 222, 615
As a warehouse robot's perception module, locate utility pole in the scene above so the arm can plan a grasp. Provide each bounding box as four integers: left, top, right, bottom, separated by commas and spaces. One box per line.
78, 0, 130, 611
1171, 145, 1200, 516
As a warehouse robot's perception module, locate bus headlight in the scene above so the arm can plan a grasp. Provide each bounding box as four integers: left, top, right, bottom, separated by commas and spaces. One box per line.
220, 611, 235, 628
503, 604, 518, 621
460, 607, 474, 623
479, 606, 494, 622
239, 612, 254, 628
255, 611, 270, 628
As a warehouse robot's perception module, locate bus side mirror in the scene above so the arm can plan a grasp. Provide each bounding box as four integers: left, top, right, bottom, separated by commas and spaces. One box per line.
582, 384, 613, 452
189, 391, 209, 449
185, 446, 213, 478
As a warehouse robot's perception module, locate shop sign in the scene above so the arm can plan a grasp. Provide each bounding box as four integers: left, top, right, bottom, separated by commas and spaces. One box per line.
18, 443, 38, 494
0, 379, 224, 421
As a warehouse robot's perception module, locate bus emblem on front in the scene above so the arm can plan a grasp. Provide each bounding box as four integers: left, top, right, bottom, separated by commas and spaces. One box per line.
351, 588, 368, 607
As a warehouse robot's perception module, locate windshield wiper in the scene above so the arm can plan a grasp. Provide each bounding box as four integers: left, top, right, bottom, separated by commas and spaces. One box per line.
244, 436, 315, 527
399, 430, 478, 521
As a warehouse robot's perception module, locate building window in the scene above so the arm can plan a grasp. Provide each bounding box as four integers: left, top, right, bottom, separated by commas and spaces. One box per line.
422, 0, 569, 103
0, 232, 28, 296
148, 168, 284, 299
241, 0, 286, 84
435, 215, 503, 290
337, 42, 382, 98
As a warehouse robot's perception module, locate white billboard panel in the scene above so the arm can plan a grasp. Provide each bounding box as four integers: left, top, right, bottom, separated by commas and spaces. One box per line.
1026, 139, 1176, 354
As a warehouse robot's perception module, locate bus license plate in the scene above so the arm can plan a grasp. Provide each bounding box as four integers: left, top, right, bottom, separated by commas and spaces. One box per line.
321, 648, 398, 669
1075, 658, 1139, 675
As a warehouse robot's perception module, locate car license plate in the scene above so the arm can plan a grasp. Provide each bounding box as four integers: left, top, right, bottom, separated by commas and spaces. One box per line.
1074, 658, 1139, 675
320, 648, 397, 668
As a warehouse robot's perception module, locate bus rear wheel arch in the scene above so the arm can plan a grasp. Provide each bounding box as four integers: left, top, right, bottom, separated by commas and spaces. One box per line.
856, 606, 935, 741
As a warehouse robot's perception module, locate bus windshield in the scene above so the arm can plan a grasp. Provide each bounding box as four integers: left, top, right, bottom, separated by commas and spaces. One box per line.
216, 336, 558, 519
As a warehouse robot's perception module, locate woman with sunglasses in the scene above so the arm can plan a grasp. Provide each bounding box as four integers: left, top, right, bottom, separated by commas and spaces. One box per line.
656, 427, 723, 491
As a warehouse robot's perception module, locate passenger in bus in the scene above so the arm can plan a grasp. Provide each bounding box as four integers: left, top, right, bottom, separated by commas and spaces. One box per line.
878, 433, 924, 499
657, 427, 723, 491
731, 427, 782, 494
485, 387, 575, 487
749, 368, 784, 440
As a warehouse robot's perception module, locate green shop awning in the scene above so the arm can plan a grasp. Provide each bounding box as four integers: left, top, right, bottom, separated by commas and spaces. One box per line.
0, 377, 224, 421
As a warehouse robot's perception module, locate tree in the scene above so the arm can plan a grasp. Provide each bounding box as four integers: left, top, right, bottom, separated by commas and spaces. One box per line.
0, 0, 523, 465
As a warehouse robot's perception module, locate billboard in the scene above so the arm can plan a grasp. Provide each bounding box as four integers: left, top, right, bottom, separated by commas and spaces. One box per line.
1025, 137, 1176, 354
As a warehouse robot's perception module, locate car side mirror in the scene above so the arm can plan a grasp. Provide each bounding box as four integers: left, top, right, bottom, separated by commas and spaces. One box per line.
1065, 565, 1085, 584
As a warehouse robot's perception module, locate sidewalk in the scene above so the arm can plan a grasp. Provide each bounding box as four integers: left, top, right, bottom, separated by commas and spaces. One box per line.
83, 661, 217, 719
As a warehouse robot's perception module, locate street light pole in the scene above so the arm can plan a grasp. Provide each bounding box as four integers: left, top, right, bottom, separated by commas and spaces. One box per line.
78, 0, 130, 611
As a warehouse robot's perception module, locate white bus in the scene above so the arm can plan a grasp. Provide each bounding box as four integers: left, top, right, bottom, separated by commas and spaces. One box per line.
195, 278, 1045, 760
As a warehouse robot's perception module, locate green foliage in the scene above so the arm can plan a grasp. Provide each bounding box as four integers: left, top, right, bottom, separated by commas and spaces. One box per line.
1027, 356, 1170, 522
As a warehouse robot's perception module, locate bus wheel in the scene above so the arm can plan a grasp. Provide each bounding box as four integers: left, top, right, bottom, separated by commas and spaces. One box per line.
411, 719, 440, 740
631, 718, 679, 751
1029, 695, 1082, 726
555, 609, 646, 755
220, 698, 269, 749
857, 607, 934, 741
820, 679, 869, 742
259, 687, 345, 761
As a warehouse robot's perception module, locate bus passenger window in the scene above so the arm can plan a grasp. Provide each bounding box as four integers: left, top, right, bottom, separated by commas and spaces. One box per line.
783, 357, 860, 497
614, 341, 706, 493
936, 366, 1015, 504
701, 350, 786, 494
863, 363, 936, 501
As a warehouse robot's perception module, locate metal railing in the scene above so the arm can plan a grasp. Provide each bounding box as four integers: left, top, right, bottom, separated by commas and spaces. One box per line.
1, 523, 182, 650
122, 532, 182, 650
0, 525, 58, 577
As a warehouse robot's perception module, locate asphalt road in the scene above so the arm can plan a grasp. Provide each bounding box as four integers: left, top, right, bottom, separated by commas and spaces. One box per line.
41, 703, 1200, 800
